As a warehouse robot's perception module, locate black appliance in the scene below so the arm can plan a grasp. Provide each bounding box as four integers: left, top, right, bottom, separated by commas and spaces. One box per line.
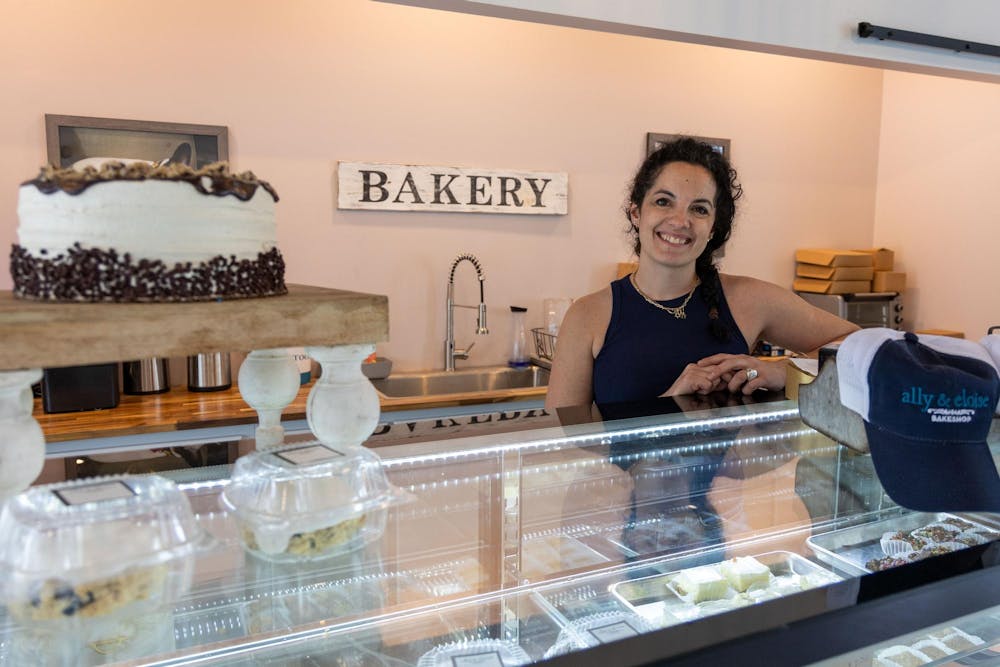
42, 363, 120, 413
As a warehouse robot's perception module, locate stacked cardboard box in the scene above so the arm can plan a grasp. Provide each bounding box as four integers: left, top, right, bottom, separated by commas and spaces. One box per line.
794, 249, 873, 294
794, 248, 906, 294
853, 248, 906, 292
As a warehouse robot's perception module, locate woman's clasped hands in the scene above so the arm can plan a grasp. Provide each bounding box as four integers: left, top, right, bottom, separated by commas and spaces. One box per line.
663, 353, 784, 397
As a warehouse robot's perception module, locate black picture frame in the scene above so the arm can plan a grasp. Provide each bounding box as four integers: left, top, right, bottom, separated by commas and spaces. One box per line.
646, 132, 731, 159
45, 114, 229, 169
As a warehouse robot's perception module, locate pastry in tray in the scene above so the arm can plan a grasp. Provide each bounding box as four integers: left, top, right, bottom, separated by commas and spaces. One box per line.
929, 626, 985, 651
667, 554, 835, 606
866, 543, 965, 572
719, 556, 771, 592
9, 565, 167, 622
910, 524, 962, 544
671, 565, 730, 603
873, 644, 933, 666
870, 626, 986, 665
867, 515, 999, 571
240, 514, 368, 557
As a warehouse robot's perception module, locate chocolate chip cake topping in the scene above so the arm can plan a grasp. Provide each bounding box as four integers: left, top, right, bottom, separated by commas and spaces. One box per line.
23, 161, 279, 202
10, 244, 286, 302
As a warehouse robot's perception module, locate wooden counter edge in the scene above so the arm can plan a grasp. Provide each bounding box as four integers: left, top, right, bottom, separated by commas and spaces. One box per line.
38, 382, 547, 444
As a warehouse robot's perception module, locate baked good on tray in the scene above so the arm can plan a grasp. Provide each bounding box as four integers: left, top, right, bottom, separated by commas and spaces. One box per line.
9, 565, 167, 621
241, 514, 369, 557
867, 516, 999, 571
720, 556, 771, 592
671, 565, 729, 603
11, 161, 285, 302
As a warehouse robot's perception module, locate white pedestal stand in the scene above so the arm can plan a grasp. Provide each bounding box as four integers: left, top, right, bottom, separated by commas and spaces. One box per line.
238, 344, 380, 451
306, 344, 380, 450
237, 349, 301, 450
0, 369, 45, 500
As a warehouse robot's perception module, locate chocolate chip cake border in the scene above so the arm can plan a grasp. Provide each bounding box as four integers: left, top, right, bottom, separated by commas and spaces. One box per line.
23, 161, 279, 202
10, 244, 287, 302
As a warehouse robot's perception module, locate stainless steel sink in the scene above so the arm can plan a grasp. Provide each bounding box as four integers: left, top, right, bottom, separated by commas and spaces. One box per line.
370, 365, 549, 398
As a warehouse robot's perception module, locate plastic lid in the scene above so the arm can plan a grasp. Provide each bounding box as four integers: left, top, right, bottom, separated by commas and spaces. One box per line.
219, 443, 408, 555
417, 639, 531, 667
545, 611, 654, 657
0, 474, 204, 588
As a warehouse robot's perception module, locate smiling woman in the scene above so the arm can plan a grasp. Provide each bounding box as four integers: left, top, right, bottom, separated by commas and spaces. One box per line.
544, 136, 860, 411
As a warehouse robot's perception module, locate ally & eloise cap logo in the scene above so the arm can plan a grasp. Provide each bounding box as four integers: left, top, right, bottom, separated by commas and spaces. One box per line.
836, 328, 1000, 512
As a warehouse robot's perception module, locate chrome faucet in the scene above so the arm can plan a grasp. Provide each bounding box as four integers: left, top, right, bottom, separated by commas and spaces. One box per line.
445, 253, 488, 371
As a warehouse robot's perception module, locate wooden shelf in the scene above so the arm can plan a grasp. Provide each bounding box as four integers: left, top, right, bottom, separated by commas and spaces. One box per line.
0, 284, 388, 371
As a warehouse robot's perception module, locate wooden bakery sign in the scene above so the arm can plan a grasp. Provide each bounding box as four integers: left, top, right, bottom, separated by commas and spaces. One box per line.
337, 161, 567, 215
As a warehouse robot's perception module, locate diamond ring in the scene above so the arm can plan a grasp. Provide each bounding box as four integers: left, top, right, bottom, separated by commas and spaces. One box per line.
745, 368, 759, 382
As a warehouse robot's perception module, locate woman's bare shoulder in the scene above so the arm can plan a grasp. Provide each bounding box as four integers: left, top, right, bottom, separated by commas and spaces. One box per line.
719, 273, 785, 299
563, 286, 612, 330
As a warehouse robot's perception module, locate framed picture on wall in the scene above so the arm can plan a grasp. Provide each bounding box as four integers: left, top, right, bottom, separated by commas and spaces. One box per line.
646, 132, 731, 159
45, 114, 229, 169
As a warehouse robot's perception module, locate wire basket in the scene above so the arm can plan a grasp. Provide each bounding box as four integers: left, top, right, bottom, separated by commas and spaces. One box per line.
531, 327, 558, 361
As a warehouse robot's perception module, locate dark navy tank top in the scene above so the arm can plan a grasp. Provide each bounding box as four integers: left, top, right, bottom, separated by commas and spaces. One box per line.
593, 276, 749, 404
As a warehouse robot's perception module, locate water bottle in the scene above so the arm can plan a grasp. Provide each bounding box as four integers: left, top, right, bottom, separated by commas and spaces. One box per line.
508, 306, 530, 369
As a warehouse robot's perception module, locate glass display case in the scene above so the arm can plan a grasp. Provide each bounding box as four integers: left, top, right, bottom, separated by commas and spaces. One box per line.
2, 398, 999, 666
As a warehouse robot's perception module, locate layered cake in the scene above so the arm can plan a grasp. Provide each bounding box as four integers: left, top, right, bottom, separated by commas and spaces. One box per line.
11, 161, 285, 302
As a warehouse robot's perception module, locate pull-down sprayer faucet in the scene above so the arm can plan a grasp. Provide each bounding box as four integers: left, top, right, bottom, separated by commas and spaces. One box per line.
444, 253, 488, 371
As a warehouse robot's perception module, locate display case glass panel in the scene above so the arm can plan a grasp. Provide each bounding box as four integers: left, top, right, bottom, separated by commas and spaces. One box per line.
1, 399, 998, 665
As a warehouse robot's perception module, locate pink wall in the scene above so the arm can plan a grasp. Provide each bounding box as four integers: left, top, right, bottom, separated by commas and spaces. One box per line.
0, 1, 883, 370
874, 72, 1000, 339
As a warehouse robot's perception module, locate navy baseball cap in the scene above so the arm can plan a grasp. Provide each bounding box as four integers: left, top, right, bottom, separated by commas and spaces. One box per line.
836, 328, 1000, 512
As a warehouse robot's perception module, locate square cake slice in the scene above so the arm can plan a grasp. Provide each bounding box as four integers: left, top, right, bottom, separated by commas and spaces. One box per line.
720, 556, 771, 592
671, 565, 728, 603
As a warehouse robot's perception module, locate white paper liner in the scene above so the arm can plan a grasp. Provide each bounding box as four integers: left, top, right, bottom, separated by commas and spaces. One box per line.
911, 522, 964, 544
880, 531, 927, 556
954, 530, 995, 546
908, 638, 953, 660
913, 541, 968, 559
937, 628, 985, 651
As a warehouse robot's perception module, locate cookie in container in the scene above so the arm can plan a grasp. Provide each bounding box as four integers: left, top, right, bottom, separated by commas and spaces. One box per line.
220, 442, 411, 562
0, 474, 205, 659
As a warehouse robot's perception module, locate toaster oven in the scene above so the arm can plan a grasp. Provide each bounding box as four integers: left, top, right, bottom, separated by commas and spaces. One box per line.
796, 291, 903, 330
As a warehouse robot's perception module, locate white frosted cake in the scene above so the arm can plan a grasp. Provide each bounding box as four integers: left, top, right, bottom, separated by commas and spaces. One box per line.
11, 161, 285, 302
671, 565, 728, 603
720, 556, 771, 592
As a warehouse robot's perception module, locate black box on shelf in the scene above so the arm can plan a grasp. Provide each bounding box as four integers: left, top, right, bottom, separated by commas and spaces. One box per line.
42, 363, 120, 413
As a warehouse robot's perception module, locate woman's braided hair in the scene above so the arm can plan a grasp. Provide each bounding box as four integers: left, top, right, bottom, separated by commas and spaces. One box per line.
624, 136, 743, 342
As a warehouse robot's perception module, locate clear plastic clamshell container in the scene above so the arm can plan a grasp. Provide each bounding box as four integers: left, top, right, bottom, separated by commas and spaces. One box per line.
544, 610, 655, 658
0, 474, 203, 652
417, 639, 532, 667
220, 442, 409, 562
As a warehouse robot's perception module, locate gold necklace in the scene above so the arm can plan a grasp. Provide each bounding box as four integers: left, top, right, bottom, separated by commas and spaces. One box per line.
629, 272, 698, 319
